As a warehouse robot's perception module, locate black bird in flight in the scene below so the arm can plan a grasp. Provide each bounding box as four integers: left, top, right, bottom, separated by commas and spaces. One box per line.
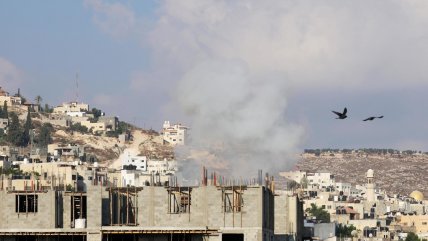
363, 116, 384, 121
332, 108, 347, 119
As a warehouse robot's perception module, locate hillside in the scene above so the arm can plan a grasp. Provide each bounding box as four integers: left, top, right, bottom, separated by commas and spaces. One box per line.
52, 127, 174, 167
8, 110, 174, 166
296, 149, 428, 197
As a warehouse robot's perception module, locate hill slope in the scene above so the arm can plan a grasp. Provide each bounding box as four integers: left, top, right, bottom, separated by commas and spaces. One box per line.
296, 151, 427, 197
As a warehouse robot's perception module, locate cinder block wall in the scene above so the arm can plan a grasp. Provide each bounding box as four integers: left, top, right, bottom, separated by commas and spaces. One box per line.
63, 192, 71, 228
135, 186, 270, 229
0, 190, 57, 229
86, 185, 103, 228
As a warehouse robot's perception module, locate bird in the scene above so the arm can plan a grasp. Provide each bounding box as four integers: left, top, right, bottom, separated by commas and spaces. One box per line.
332, 108, 347, 119
363, 116, 384, 121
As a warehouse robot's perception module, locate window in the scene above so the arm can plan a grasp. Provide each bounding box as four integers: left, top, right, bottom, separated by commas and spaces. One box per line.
223, 189, 243, 213
223, 234, 244, 241
422, 222, 427, 225
71, 196, 87, 221
15, 195, 38, 213
168, 188, 191, 214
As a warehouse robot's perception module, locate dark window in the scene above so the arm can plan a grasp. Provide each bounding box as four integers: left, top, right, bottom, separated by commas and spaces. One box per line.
223, 234, 244, 241
15, 195, 38, 213
71, 196, 87, 221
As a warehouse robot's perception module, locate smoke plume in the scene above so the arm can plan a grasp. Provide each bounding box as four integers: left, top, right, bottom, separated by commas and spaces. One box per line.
173, 59, 303, 178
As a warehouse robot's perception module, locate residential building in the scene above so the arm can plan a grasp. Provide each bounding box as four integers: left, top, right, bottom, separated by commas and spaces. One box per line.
98, 116, 119, 131
41, 113, 72, 127
122, 153, 147, 171
48, 143, 85, 162
162, 121, 188, 145
80, 121, 106, 134
53, 102, 89, 115
0, 95, 22, 106
335, 182, 352, 196
399, 214, 428, 234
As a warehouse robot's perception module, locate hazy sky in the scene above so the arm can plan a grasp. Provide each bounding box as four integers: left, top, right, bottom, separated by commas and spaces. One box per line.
1, 0, 428, 152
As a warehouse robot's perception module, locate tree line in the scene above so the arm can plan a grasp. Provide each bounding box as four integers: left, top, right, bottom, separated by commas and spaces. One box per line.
304, 148, 425, 156
2, 109, 53, 148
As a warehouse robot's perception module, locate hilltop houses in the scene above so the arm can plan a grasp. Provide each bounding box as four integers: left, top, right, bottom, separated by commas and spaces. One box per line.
53, 101, 89, 116
0, 87, 22, 107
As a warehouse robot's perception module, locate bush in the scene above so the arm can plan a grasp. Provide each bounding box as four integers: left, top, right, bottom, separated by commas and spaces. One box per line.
69, 123, 88, 133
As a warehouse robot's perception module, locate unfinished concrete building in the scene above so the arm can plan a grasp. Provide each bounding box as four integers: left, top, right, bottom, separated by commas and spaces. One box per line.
0, 172, 302, 241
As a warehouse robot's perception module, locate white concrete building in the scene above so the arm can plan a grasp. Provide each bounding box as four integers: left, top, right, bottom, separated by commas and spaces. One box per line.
302, 171, 335, 191
122, 153, 147, 171
0, 96, 22, 107
53, 102, 89, 115
162, 121, 188, 145
147, 158, 177, 175
335, 182, 352, 196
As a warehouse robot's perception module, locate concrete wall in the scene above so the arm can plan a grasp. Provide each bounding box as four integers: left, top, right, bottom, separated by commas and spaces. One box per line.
314, 223, 335, 240
0, 185, 277, 241
0, 190, 57, 229
135, 186, 268, 229
275, 192, 303, 241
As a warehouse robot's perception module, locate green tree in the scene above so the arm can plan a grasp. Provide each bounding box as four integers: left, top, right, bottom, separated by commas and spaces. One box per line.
6, 112, 23, 146
90, 108, 102, 121
69, 123, 88, 133
21, 108, 32, 146
44, 103, 53, 113
287, 180, 299, 191
301, 176, 309, 189
37, 123, 53, 147
2, 101, 8, 119
306, 203, 330, 223
34, 95, 42, 106
336, 224, 356, 238
406, 233, 421, 241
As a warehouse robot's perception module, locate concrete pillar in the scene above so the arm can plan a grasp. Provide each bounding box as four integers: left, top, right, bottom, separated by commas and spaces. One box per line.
87, 184, 102, 228
87, 230, 102, 241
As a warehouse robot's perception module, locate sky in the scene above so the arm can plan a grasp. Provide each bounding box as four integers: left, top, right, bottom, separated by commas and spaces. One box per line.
1, 0, 428, 158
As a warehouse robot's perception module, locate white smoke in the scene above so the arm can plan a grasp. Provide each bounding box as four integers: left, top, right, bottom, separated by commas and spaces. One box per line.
128, 0, 428, 177
171, 59, 303, 177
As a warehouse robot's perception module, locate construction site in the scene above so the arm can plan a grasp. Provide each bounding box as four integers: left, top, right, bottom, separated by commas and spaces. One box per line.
0, 169, 303, 241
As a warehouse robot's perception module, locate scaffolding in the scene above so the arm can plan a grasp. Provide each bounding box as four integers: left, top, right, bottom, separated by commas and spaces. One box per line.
221, 185, 246, 228
168, 187, 191, 214
108, 186, 142, 226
